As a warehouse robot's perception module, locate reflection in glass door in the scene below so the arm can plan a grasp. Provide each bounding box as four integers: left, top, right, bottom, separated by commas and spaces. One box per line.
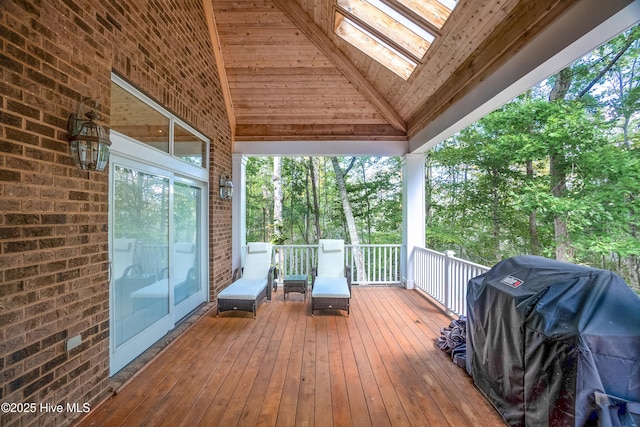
172, 182, 203, 320
110, 161, 205, 374
113, 166, 169, 348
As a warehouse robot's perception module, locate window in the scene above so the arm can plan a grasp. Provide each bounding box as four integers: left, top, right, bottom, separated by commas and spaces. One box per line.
174, 123, 207, 167
111, 83, 170, 152
334, 0, 456, 80
110, 81, 209, 168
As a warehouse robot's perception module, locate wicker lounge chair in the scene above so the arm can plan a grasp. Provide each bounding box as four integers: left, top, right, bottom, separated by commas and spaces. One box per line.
129, 241, 197, 303
217, 242, 275, 318
311, 239, 351, 315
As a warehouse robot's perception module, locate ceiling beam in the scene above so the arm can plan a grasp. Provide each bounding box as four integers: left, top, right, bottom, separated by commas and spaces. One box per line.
271, 0, 407, 133
234, 123, 406, 141
202, 0, 236, 143
235, 139, 409, 156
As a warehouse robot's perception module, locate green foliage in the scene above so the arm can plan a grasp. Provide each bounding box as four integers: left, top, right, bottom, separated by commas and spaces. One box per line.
245, 156, 403, 245
427, 26, 640, 290
113, 167, 169, 244
342, 157, 403, 243
246, 157, 273, 243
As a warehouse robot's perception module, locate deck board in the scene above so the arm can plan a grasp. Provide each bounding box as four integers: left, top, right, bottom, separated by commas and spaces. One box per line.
77, 287, 506, 427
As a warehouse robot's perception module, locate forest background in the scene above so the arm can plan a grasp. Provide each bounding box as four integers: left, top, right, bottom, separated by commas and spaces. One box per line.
245, 26, 640, 293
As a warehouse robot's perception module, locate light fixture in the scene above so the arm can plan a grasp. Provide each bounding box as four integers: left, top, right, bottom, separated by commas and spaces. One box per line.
67, 97, 111, 171
219, 175, 234, 200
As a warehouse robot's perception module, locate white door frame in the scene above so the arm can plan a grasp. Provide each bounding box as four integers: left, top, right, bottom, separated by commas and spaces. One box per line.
108, 133, 209, 375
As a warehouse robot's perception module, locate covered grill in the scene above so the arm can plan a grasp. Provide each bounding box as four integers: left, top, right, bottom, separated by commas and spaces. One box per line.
466, 255, 640, 426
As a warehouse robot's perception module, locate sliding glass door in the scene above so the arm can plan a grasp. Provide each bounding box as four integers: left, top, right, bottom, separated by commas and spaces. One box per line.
110, 156, 206, 374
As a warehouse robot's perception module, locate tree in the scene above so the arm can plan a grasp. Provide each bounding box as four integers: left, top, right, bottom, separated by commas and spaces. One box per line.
548, 67, 574, 261
273, 157, 284, 244
426, 26, 640, 291
308, 157, 321, 241
246, 157, 273, 242
331, 157, 367, 283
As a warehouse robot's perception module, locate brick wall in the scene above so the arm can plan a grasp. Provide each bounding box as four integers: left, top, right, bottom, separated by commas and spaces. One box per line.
0, 1, 232, 426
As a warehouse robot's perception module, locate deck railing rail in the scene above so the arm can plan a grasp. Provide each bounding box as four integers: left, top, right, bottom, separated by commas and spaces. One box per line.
413, 247, 490, 317
272, 244, 403, 286
246, 244, 487, 315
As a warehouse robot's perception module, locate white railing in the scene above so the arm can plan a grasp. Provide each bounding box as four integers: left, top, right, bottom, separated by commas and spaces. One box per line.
413, 247, 490, 317
273, 244, 402, 286
260, 244, 487, 315
273, 244, 317, 278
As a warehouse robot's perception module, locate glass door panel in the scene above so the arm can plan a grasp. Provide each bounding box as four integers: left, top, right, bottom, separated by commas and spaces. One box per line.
172, 182, 202, 312
113, 165, 170, 347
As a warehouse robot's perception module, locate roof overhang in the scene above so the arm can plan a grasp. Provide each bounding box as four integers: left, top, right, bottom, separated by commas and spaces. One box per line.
409, 0, 640, 154
209, 0, 639, 157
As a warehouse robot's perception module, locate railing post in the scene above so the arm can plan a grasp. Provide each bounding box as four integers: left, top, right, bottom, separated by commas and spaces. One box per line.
444, 250, 455, 315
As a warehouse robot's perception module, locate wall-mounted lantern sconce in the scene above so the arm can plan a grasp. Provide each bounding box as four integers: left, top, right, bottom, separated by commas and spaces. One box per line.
219, 175, 234, 200
67, 97, 111, 171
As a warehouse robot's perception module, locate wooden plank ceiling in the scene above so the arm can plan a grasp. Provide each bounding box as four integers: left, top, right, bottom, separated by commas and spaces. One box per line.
208, 0, 577, 146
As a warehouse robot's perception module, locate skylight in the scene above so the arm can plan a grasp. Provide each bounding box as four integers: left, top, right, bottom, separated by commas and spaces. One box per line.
334, 0, 456, 80
337, 0, 435, 59
396, 0, 455, 29
335, 12, 418, 80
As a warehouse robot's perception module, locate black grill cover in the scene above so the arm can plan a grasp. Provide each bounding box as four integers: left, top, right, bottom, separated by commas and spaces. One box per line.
465, 255, 640, 427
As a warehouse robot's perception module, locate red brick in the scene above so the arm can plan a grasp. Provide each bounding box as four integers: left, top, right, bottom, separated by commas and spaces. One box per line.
0, 0, 232, 424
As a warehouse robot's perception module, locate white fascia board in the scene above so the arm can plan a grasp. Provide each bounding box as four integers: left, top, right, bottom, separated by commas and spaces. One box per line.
234, 139, 409, 157
409, 0, 640, 153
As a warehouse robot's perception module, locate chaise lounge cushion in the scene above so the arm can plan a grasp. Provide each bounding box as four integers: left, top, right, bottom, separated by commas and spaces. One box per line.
321, 240, 343, 253
218, 278, 267, 300
247, 242, 270, 254
241, 244, 272, 280
316, 239, 346, 278
312, 277, 350, 298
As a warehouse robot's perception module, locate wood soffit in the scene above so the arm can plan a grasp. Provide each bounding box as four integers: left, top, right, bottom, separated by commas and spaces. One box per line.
206, 0, 592, 147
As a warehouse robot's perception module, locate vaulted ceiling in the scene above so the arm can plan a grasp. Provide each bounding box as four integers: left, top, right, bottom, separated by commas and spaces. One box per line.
203, 0, 638, 155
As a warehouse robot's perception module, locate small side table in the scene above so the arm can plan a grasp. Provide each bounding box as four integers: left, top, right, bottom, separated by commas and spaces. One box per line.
283, 274, 308, 300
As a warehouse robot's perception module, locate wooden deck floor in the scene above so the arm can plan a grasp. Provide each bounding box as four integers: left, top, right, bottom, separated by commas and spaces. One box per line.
77, 286, 506, 427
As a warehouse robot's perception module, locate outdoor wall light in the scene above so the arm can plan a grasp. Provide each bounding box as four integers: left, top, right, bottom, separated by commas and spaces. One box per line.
219, 175, 234, 200
67, 97, 111, 171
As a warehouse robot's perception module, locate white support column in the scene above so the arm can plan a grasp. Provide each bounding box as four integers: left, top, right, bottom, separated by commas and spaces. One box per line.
402, 153, 426, 289
232, 154, 247, 271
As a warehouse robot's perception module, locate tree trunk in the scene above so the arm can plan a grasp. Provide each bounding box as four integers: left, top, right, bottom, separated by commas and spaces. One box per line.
627, 203, 639, 292
308, 157, 321, 241
360, 161, 373, 240
526, 160, 540, 255
273, 157, 283, 244
491, 169, 502, 263
331, 157, 367, 283
549, 67, 574, 261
